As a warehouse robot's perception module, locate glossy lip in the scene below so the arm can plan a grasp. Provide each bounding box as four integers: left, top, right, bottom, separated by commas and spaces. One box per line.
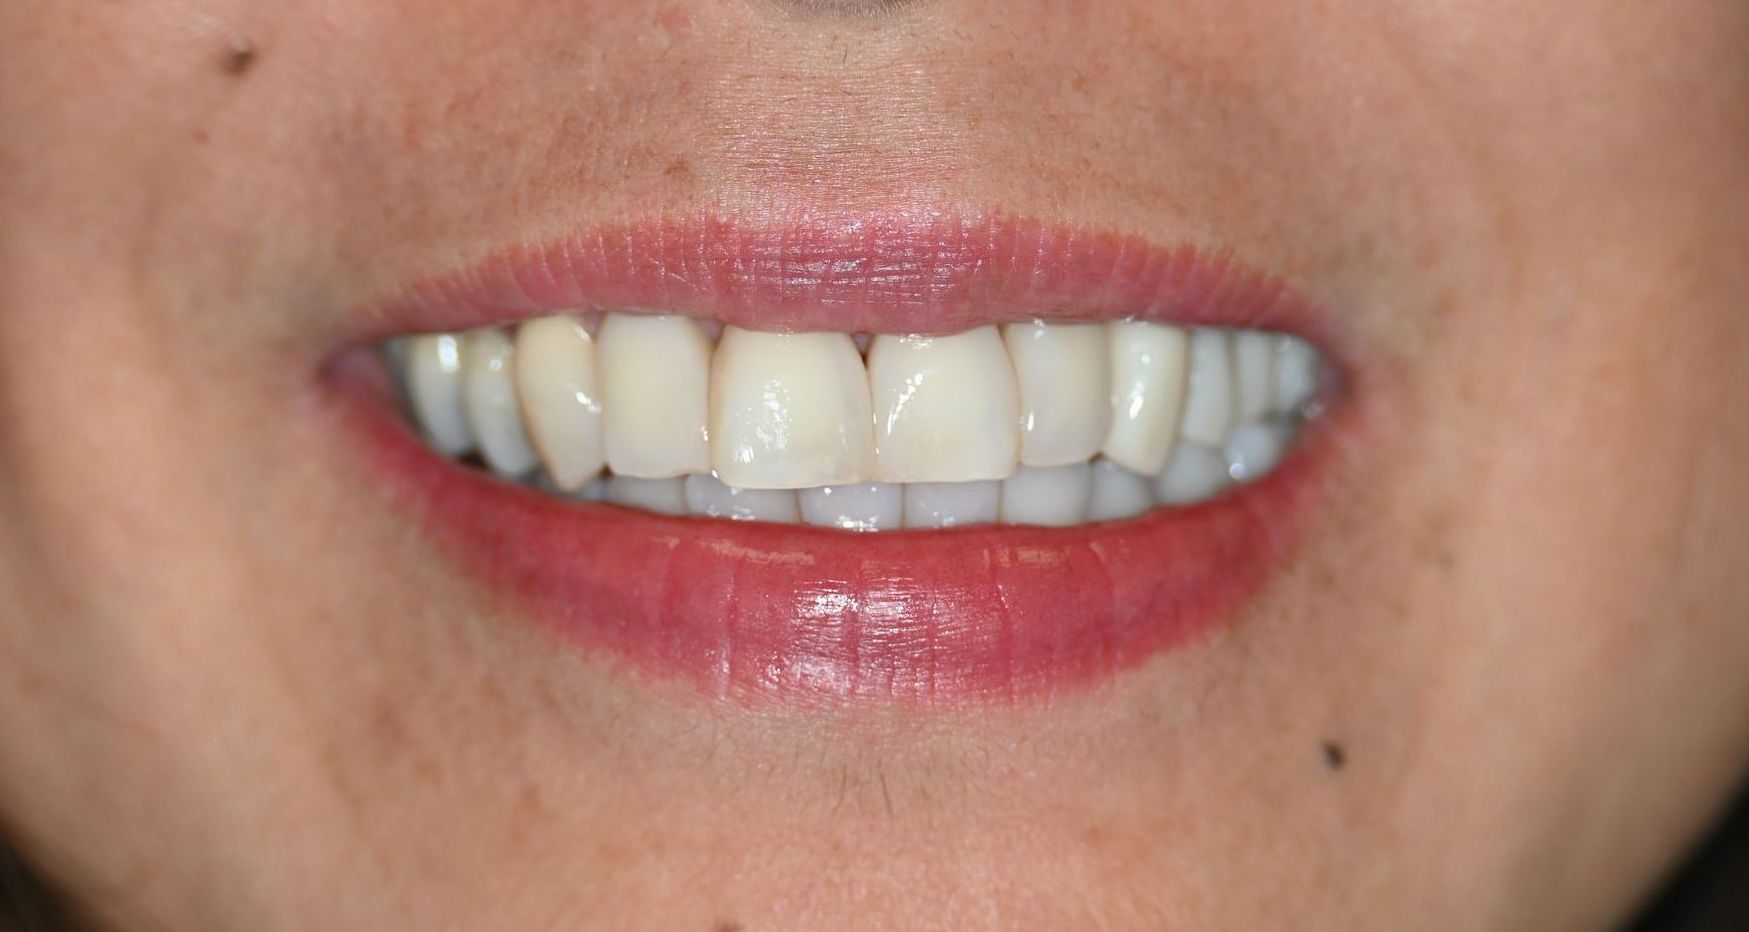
329, 210, 1357, 708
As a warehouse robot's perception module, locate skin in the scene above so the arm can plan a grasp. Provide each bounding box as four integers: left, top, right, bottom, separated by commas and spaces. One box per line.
2, 0, 1747, 928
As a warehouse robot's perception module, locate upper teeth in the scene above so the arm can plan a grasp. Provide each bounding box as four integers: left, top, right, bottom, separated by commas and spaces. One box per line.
387, 313, 1326, 529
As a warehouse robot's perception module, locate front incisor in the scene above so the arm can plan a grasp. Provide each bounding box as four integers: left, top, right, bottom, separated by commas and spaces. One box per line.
710, 328, 875, 490
867, 327, 1021, 483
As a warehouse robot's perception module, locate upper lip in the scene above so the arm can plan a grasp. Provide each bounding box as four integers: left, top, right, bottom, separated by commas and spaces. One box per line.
330, 207, 1357, 707
351, 208, 1342, 349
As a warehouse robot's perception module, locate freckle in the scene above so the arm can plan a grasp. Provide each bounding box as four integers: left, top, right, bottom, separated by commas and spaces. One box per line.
1322, 741, 1346, 772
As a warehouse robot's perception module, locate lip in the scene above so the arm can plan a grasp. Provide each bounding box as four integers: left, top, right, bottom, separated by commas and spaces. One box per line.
329, 210, 1357, 707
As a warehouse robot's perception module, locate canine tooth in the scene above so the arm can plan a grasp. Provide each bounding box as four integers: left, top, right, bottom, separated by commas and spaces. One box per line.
1224, 421, 1292, 483
1233, 331, 1275, 422
1087, 460, 1157, 521
1000, 464, 1093, 527
461, 328, 539, 477
799, 483, 904, 531
683, 474, 800, 523
710, 328, 874, 490
1101, 321, 1189, 475
606, 476, 688, 516
1179, 328, 1236, 447
1272, 334, 1322, 413
597, 314, 712, 478
405, 333, 474, 455
1004, 322, 1111, 467
514, 315, 605, 491
1155, 442, 1231, 505
902, 481, 1001, 529
868, 327, 1021, 482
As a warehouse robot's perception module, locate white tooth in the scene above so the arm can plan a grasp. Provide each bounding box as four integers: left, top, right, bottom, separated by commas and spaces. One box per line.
868, 327, 1021, 483
902, 481, 1001, 529
405, 333, 474, 456
1101, 321, 1189, 475
1233, 330, 1276, 422
606, 476, 688, 516
461, 328, 539, 477
1155, 442, 1231, 505
1272, 334, 1322, 414
597, 314, 713, 478
1000, 463, 1093, 527
1003, 321, 1112, 467
683, 473, 800, 523
1224, 421, 1293, 483
710, 327, 874, 490
514, 315, 606, 491
1087, 460, 1157, 521
571, 476, 609, 502
799, 483, 904, 531
1179, 328, 1236, 448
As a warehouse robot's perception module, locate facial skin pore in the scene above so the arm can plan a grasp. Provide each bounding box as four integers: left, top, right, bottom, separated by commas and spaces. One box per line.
1, 1, 1747, 929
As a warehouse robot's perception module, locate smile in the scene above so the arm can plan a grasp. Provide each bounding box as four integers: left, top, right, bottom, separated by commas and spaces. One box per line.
330, 211, 1353, 706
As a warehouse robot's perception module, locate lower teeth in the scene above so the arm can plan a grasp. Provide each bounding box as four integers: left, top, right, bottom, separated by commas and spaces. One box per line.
386, 314, 1326, 530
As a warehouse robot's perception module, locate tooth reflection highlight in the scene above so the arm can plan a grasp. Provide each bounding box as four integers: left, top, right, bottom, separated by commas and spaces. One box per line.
684, 474, 801, 523
800, 483, 904, 532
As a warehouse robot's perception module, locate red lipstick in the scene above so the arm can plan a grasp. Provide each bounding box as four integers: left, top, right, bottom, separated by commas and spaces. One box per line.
332, 211, 1352, 707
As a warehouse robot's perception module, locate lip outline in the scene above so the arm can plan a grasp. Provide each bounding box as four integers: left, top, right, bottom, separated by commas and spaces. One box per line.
328, 209, 1362, 708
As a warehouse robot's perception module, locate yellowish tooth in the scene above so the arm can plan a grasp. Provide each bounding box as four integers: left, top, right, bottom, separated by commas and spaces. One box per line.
405, 333, 474, 456
1101, 321, 1189, 475
709, 327, 874, 490
514, 315, 605, 492
1004, 321, 1112, 468
597, 314, 712, 478
868, 327, 1021, 483
461, 328, 539, 477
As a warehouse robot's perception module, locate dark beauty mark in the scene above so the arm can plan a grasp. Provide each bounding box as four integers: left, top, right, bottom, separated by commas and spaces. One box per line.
221, 39, 257, 76
1322, 742, 1346, 771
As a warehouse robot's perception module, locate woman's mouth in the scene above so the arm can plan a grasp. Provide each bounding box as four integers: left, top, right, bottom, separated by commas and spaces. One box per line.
329, 212, 1353, 707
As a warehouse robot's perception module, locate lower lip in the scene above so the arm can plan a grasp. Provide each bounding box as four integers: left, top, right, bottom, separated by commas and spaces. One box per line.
331, 363, 1342, 708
